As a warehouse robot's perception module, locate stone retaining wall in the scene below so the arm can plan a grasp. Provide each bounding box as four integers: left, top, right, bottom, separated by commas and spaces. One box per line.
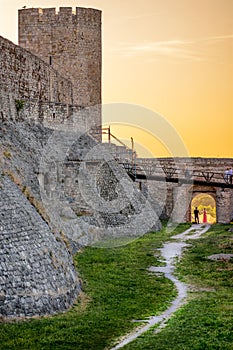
0, 174, 81, 320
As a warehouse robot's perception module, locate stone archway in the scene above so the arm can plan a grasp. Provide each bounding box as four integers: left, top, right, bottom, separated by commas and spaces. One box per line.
149, 180, 232, 224
187, 186, 217, 223
186, 185, 233, 224
190, 193, 216, 224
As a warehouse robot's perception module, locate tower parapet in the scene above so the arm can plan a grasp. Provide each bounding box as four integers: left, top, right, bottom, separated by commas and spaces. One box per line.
18, 7, 102, 134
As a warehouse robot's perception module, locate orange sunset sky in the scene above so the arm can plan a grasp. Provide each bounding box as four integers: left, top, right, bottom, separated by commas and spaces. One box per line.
0, 0, 232, 158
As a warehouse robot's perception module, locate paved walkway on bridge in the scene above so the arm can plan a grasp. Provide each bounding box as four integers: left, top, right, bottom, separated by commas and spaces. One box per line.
111, 223, 211, 350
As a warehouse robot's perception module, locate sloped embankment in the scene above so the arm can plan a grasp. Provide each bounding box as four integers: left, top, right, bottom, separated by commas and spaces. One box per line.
0, 121, 81, 320
0, 120, 51, 200
0, 173, 81, 320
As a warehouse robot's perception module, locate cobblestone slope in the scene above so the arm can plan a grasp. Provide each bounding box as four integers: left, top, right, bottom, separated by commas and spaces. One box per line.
0, 173, 81, 320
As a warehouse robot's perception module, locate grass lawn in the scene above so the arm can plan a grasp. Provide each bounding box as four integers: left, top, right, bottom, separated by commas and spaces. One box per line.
1, 223, 232, 350
0, 223, 189, 350
123, 224, 233, 350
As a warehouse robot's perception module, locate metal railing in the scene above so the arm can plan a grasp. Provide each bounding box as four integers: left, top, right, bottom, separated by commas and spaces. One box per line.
119, 162, 233, 188
101, 126, 137, 167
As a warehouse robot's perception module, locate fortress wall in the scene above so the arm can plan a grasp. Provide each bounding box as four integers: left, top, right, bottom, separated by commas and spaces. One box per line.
137, 157, 233, 173
216, 188, 233, 224
0, 88, 15, 120
19, 99, 85, 125
0, 174, 81, 320
0, 6, 102, 140
0, 36, 73, 104
0, 94, 100, 139
0, 35, 73, 120
0, 34, 101, 138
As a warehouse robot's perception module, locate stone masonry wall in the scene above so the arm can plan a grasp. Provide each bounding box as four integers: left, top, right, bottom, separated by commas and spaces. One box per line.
0, 173, 81, 320
0, 6, 102, 141
137, 157, 233, 223
18, 7, 102, 139
138, 157, 233, 174
216, 188, 233, 224
0, 35, 73, 116
0, 34, 102, 140
18, 7, 102, 108
0, 119, 52, 201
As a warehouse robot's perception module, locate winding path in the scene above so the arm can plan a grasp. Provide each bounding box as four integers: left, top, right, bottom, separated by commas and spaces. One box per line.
111, 224, 211, 350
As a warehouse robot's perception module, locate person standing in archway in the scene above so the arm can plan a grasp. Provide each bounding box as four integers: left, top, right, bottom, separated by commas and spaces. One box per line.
194, 207, 199, 224
203, 208, 207, 223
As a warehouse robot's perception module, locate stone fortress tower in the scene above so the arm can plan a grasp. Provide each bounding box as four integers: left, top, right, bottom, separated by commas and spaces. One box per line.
18, 7, 102, 132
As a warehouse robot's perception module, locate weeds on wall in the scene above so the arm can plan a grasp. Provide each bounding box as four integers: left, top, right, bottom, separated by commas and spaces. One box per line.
3, 149, 12, 159
15, 99, 24, 114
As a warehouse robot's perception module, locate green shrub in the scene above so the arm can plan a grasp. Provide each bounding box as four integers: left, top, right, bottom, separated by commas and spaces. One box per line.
15, 99, 24, 113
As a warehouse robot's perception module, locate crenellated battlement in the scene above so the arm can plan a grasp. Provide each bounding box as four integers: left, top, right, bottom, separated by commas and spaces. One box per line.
19, 7, 101, 25
75, 7, 102, 24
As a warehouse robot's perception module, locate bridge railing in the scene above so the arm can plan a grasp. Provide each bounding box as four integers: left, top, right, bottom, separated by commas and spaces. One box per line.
118, 162, 233, 186
192, 170, 232, 184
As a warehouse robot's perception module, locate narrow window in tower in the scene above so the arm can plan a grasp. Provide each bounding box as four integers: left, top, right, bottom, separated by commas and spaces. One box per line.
49, 56, 52, 65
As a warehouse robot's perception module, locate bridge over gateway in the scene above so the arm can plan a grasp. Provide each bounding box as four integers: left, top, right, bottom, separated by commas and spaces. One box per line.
120, 158, 233, 224
64, 131, 233, 225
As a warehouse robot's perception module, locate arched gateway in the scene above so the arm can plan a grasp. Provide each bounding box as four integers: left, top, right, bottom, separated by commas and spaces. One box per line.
159, 183, 232, 224
189, 190, 216, 223
169, 182, 232, 224
181, 184, 232, 224
127, 158, 233, 224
